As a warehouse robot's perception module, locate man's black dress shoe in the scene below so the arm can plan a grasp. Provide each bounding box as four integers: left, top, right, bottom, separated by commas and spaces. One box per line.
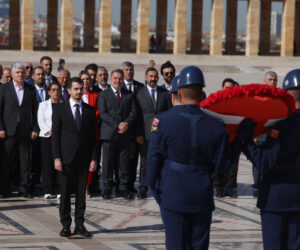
102, 190, 112, 200
128, 185, 138, 194
74, 225, 92, 237
120, 190, 134, 200
0, 193, 9, 198
59, 228, 71, 237
137, 191, 147, 199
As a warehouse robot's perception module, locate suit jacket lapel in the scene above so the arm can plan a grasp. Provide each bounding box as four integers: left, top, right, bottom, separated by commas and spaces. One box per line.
20, 82, 29, 107
156, 87, 162, 111
144, 87, 155, 111
80, 103, 87, 131
65, 101, 78, 132
8, 82, 20, 106
108, 88, 119, 108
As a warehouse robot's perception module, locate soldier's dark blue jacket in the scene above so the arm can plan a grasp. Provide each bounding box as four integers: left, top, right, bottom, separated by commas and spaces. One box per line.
243, 109, 300, 212
146, 104, 229, 213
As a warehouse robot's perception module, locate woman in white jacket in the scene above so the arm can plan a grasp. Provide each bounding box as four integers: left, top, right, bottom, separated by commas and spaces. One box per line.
38, 82, 62, 199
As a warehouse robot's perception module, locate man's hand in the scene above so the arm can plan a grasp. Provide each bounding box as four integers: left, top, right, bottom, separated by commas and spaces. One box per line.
30, 132, 38, 140
89, 160, 97, 172
136, 136, 144, 145
54, 159, 63, 172
46, 130, 52, 136
118, 122, 128, 134
0, 130, 5, 139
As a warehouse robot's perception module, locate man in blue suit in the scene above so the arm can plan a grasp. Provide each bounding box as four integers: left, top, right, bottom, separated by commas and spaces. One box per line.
243, 69, 300, 250
146, 66, 245, 250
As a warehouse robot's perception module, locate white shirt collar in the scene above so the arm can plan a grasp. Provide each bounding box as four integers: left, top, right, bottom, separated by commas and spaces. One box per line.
147, 84, 157, 92
35, 84, 46, 91
69, 98, 82, 108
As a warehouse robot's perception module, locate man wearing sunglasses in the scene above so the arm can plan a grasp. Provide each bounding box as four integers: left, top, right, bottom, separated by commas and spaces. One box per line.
24, 62, 34, 85
160, 61, 176, 92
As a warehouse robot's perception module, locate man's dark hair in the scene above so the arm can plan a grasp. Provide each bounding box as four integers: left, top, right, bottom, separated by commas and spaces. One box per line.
46, 82, 61, 92
160, 61, 175, 75
59, 58, 65, 65
32, 66, 44, 75
222, 78, 237, 88
67, 77, 84, 89
110, 69, 124, 77
146, 67, 158, 75
40, 56, 53, 64
180, 85, 203, 102
85, 63, 98, 72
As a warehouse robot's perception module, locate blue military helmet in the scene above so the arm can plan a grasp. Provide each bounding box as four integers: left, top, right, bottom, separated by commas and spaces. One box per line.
170, 75, 179, 94
282, 69, 300, 90
178, 66, 205, 88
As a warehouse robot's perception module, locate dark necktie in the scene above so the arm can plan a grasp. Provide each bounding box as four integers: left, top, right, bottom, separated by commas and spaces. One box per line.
151, 88, 156, 108
116, 91, 120, 106
75, 103, 81, 131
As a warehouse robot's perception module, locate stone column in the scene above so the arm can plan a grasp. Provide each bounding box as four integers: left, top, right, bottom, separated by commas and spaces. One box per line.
60, 0, 73, 52
225, 0, 237, 54
294, 1, 300, 55
210, 0, 224, 55
99, 0, 112, 53
120, 0, 132, 52
9, 0, 20, 49
136, 0, 150, 54
281, 0, 295, 56
47, 0, 58, 50
156, 0, 167, 52
21, 0, 34, 51
259, 0, 271, 55
245, 0, 260, 56
174, 0, 187, 54
191, 0, 202, 54
84, 0, 95, 51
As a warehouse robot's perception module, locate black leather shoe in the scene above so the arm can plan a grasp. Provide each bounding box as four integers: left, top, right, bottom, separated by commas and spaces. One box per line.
74, 225, 92, 237
137, 191, 147, 199
0, 192, 9, 198
253, 191, 259, 198
120, 190, 134, 200
128, 185, 138, 194
215, 188, 224, 198
102, 190, 112, 200
226, 189, 237, 198
59, 228, 71, 237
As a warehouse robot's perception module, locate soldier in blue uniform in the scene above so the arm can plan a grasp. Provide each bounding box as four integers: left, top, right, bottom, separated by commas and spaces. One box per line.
242, 69, 300, 250
146, 66, 247, 250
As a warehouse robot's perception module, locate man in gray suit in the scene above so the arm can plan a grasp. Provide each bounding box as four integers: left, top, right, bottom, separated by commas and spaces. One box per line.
135, 67, 171, 198
98, 69, 137, 200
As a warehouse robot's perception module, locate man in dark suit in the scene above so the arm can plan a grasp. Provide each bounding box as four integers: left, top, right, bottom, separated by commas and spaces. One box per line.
0, 62, 39, 198
24, 62, 34, 85
40, 56, 58, 85
136, 67, 171, 198
98, 69, 137, 200
52, 77, 98, 238
30, 66, 50, 193
57, 69, 70, 102
160, 61, 176, 91
121, 61, 144, 193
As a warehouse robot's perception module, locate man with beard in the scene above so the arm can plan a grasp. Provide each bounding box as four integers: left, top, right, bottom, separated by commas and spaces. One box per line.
135, 67, 171, 198
92, 66, 110, 92
84, 64, 98, 86
40, 56, 58, 85
160, 61, 176, 92
24, 62, 34, 85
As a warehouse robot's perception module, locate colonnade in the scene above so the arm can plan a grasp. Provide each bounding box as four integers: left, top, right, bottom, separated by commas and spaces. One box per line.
8, 0, 300, 56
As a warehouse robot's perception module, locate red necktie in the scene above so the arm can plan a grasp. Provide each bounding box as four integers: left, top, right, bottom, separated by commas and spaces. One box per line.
116, 91, 120, 105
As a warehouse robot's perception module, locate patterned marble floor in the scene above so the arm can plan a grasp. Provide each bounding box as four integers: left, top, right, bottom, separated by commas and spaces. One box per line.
0, 155, 262, 250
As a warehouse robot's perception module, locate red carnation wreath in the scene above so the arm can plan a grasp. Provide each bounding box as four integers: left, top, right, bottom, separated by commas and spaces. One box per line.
200, 84, 295, 141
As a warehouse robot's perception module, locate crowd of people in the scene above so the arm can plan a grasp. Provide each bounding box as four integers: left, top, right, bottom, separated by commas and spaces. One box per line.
2, 55, 300, 249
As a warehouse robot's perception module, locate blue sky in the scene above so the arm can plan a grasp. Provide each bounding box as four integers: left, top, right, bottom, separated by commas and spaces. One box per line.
34, 0, 283, 34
